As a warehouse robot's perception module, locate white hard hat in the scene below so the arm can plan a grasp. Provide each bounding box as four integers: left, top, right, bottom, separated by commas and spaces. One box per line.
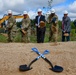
64, 10, 68, 14
37, 8, 42, 12
51, 8, 55, 13
23, 11, 28, 14
8, 10, 12, 14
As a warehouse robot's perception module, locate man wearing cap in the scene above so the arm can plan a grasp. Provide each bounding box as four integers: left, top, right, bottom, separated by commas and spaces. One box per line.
62, 10, 71, 42
21, 11, 31, 43
6, 10, 17, 42
35, 9, 46, 43
47, 8, 58, 45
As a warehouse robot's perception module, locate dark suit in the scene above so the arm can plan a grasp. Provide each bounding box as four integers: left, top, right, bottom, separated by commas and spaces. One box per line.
35, 15, 46, 43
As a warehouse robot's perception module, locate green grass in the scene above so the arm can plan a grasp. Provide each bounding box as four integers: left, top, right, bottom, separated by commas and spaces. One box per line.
14, 31, 22, 42
0, 28, 76, 43
70, 29, 76, 41
0, 34, 7, 42
30, 35, 36, 43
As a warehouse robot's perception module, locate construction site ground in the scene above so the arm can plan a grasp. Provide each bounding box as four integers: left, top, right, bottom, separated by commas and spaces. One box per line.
0, 42, 76, 75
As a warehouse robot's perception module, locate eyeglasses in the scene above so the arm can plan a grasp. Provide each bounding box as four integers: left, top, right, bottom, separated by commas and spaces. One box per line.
8, 14, 12, 15
23, 14, 27, 16
38, 12, 42, 13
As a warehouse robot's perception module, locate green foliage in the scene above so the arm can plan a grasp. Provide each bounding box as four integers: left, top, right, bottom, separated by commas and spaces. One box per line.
70, 29, 76, 41
46, 23, 51, 28
71, 21, 76, 29
58, 20, 62, 28
30, 35, 36, 43
0, 34, 7, 42
16, 21, 22, 28
14, 31, 22, 42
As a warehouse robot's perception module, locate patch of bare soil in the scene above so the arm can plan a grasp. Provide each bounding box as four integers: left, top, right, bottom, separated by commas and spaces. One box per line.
0, 42, 76, 75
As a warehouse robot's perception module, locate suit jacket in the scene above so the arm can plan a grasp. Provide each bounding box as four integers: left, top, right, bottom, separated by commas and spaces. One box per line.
62, 16, 71, 32
35, 15, 45, 25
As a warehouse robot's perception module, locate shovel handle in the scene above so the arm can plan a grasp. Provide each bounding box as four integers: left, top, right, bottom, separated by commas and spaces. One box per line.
28, 58, 37, 67
43, 58, 53, 68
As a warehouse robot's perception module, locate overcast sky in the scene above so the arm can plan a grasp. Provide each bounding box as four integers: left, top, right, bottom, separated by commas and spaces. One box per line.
0, 0, 76, 20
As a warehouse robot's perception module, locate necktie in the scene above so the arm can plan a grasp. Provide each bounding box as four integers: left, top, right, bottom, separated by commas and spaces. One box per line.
38, 16, 40, 26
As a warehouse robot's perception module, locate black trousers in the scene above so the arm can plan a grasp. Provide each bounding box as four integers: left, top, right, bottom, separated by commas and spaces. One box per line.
36, 27, 46, 43
62, 32, 70, 42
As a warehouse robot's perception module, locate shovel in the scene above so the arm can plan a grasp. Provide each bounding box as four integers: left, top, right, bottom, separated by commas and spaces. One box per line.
32, 47, 63, 72
19, 50, 50, 71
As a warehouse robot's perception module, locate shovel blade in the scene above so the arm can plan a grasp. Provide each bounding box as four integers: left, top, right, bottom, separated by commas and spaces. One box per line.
43, 50, 50, 55
32, 48, 39, 53
19, 64, 32, 71
50, 65, 63, 72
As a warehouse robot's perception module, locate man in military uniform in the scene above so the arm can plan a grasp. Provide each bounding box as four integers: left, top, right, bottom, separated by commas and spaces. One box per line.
6, 10, 17, 42
47, 9, 58, 45
21, 11, 31, 43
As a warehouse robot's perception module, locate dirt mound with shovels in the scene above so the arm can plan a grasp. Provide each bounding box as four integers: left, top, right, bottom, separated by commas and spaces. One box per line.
0, 42, 76, 75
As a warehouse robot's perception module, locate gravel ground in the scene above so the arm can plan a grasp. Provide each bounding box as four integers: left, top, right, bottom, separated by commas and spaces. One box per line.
0, 42, 76, 75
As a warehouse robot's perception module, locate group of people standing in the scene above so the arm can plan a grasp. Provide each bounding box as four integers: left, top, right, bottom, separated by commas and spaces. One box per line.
6, 8, 71, 44
47, 9, 71, 44
34, 8, 71, 45
6, 10, 31, 42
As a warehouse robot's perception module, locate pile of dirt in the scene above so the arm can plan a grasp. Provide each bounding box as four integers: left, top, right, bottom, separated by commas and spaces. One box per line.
0, 42, 76, 75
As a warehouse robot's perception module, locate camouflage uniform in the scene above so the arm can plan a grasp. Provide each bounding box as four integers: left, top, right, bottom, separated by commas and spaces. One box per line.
48, 14, 58, 42
7, 16, 17, 42
21, 17, 31, 42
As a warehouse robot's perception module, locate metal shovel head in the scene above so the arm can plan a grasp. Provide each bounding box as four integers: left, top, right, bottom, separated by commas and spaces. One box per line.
32, 48, 39, 54
42, 50, 50, 55
50, 65, 63, 72
19, 64, 32, 71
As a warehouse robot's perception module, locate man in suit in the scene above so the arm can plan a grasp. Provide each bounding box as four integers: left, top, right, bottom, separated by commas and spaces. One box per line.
35, 9, 46, 43
62, 10, 71, 42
